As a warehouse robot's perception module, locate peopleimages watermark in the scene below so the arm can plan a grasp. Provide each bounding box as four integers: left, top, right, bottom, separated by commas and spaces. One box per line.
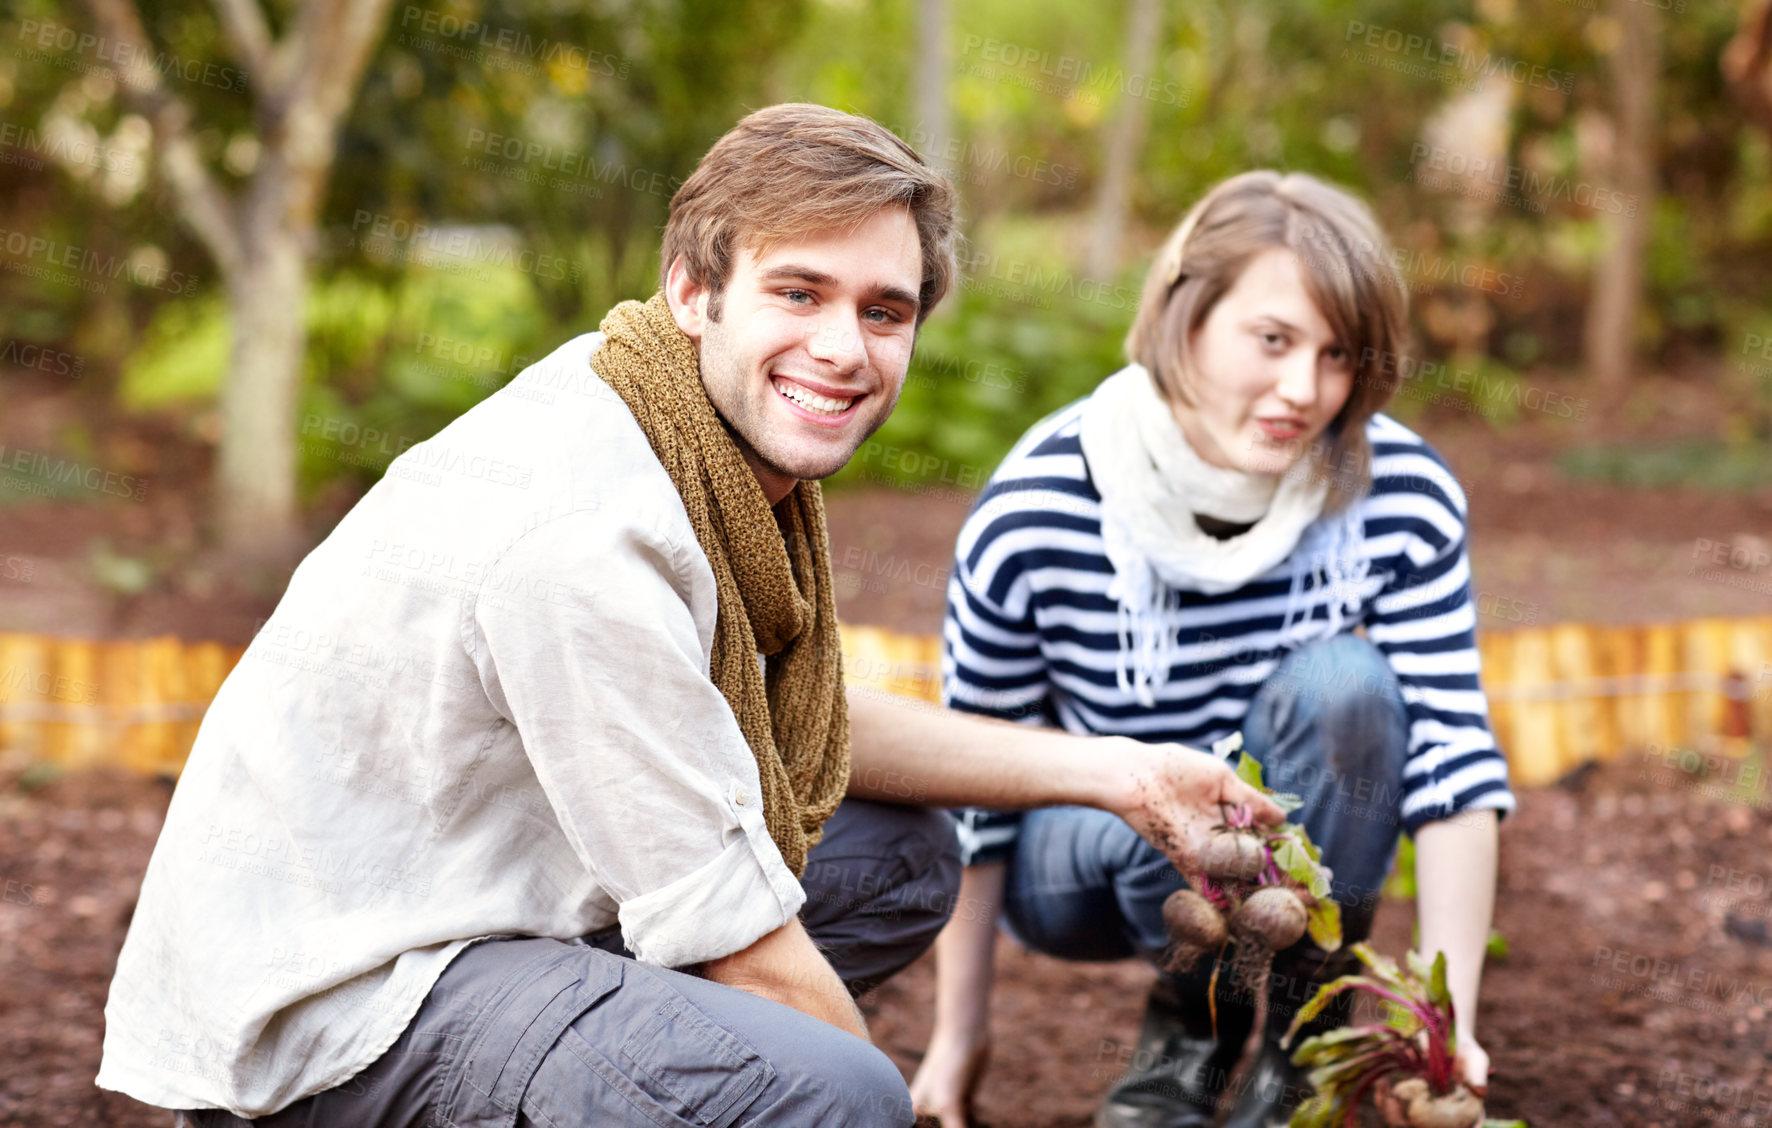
0, 119, 136, 175
900, 126, 1081, 190
1, 662, 98, 704
396, 6, 629, 80
1358, 347, 1589, 421
1343, 21, 1574, 94
1653, 1069, 1771, 1121
0, 555, 35, 584
905, 350, 1028, 394
0, 228, 199, 296
15, 19, 248, 93
346, 211, 581, 284
1687, 537, 1772, 598
1637, 738, 1771, 798
958, 246, 1138, 313
959, 35, 1186, 107
0, 339, 84, 378
857, 442, 988, 491
0, 442, 147, 502
1589, 945, 1772, 1013
461, 129, 685, 202
1738, 332, 1772, 382
1408, 143, 1639, 218
1291, 223, 1525, 300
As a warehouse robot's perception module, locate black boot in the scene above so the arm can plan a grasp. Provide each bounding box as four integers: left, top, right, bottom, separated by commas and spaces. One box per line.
1095, 957, 1256, 1128
1218, 980, 1353, 1128
1220, 901, 1373, 1128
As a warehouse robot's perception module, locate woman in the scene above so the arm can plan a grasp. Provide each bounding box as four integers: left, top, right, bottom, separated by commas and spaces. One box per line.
911, 171, 1513, 1128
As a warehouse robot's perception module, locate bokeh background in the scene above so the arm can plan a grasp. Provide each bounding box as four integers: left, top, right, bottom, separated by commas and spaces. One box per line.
2, 0, 1772, 1125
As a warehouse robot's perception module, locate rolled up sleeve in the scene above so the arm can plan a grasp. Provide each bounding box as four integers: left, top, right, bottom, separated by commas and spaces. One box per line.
470, 506, 805, 968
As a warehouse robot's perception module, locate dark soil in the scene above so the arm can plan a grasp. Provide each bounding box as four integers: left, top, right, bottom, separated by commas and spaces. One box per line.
6, 757, 1771, 1127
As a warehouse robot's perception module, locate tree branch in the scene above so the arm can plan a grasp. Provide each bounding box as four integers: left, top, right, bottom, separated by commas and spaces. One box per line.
247, 0, 395, 230
210, 0, 274, 92
78, 0, 244, 276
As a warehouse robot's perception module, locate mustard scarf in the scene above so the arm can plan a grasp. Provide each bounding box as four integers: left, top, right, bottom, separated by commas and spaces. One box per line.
590, 293, 850, 877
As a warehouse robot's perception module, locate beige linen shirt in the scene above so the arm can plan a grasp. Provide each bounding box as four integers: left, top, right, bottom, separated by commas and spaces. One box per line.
96, 332, 806, 1117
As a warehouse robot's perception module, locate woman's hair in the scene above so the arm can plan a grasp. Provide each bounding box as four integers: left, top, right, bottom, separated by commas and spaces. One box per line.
661, 103, 959, 326
1124, 170, 1410, 510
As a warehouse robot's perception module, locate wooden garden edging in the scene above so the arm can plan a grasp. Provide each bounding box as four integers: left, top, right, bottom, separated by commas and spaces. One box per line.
1, 618, 1768, 787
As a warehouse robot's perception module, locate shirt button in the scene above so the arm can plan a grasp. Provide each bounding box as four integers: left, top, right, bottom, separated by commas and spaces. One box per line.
732, 786, 749, 807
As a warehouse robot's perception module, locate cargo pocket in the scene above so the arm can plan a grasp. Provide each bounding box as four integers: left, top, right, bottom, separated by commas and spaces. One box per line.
450, 944, 624, 1128
519, 990, 774, 1128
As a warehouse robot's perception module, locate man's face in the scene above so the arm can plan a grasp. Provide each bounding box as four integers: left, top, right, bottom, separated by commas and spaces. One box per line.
667, 207, 923, 503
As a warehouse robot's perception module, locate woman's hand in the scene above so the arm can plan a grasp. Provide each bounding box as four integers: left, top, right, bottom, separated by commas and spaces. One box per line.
1109, 738, 1286, 873
1455, 1034, 1490, 1095
909, 1028, 991, 1128
1371, 1036, 1490, 1125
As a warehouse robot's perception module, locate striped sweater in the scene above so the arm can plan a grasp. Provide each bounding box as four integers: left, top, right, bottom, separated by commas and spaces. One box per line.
942, 400, 1516, 866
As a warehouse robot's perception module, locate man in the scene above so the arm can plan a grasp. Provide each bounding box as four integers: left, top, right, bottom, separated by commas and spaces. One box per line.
98, 104, 1279, 1128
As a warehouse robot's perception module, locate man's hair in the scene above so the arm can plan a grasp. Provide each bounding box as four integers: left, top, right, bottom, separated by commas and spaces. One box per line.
660, 104, 959, 325
1124, 170, 1410, 511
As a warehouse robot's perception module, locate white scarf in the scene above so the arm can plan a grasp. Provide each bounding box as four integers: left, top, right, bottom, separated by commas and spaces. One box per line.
1078, 365, 1370, 707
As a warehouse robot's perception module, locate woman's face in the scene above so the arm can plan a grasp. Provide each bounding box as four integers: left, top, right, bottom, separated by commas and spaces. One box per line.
1170, 246, 1354, 476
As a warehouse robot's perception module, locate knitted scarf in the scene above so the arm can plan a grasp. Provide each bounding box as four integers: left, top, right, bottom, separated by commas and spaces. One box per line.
589, 293, 850, 878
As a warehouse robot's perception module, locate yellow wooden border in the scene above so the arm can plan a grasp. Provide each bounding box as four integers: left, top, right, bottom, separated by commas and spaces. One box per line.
1, 617, 1767, 787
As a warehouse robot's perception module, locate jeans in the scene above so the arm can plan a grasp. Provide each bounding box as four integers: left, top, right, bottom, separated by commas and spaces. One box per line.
999, 632, 1410, 964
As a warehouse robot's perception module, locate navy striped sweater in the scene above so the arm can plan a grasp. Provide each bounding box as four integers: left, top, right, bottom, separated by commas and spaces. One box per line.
941, 400, 1516, 866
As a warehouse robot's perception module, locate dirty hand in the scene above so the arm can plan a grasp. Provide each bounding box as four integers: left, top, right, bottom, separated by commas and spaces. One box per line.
909, 1029, 990, 1128
1111, 739, 1286, 874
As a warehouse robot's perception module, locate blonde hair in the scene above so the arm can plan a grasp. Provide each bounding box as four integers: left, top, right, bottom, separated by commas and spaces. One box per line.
1124, 171, 1410, 509
661, 104, 959, 325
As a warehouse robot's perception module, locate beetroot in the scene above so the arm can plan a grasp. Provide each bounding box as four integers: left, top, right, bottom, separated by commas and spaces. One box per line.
1404, 1084, 1485, 1128
1159, 889, 1227, 973
1201, 828, 1266, 883
1232, 885, 1307, 950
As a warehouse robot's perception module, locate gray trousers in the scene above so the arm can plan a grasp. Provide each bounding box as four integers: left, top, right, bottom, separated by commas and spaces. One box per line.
177, 798, 961, 1128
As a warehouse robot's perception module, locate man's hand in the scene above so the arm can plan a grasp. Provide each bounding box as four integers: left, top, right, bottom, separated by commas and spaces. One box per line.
846, 688, 1284, 852
1108, 738, 1286, 874
700, 917, 870, 1042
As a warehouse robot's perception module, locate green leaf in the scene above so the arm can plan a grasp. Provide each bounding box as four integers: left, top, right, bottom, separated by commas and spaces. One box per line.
1482, 1121, 1530, 1127
1284, 976, 1368, 1044
1405, 949, 1434, 987
1429, 950, 1451, 1011
1307, 896, 1343, 951
1287, 1094, 1338, 1128
1486, 927, 1510, 961
1236, 752, 1265, 790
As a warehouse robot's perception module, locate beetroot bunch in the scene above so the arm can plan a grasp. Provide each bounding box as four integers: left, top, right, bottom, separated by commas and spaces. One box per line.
1159, 734, 1342, 999
1281, 944, 1524, 1128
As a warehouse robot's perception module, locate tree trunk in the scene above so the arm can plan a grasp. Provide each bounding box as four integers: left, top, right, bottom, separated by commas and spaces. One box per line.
1085, 0, 1163, 279
219, 234, 309, 561
1583, 0, 1659, 392
914, 0, 951, 168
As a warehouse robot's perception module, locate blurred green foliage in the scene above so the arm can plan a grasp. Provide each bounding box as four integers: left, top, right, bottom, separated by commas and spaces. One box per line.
2, 0, 1770, 501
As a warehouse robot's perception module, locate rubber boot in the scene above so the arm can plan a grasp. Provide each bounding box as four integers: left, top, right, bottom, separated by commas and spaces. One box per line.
1094, 955, 1256, 1128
